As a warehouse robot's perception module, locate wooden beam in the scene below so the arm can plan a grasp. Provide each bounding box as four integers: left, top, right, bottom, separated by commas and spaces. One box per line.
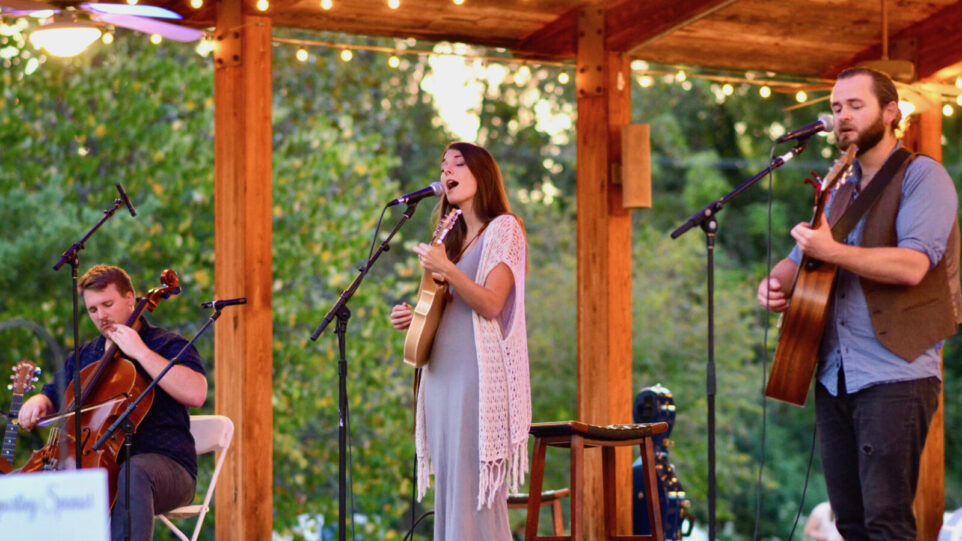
615, 0, 738, 54
822, 0, 962, 79
516, 6, 580, 59
213, 0, 274, 538
516, 0, 737, 57
903, 107, 945, 541
576, 5, 634, 538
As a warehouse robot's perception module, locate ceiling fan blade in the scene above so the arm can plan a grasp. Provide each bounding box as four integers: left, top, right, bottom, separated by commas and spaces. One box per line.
81, 2, 182, 20
0, 0, 56, 11
92, 12, 203, 42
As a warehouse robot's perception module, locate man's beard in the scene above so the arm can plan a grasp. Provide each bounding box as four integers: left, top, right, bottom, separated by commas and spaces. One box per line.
837, 113, 886, 155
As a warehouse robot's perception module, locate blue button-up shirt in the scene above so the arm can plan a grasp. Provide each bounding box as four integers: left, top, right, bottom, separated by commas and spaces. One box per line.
789, 146, 957, 395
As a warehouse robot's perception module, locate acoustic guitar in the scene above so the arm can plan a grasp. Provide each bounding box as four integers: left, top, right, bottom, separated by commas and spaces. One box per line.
403, 208, 462, 368
0, 360, 40, 473
766, 146, 856, 406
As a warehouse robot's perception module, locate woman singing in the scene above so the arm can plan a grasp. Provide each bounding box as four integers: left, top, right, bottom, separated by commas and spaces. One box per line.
390, 142, 531, 540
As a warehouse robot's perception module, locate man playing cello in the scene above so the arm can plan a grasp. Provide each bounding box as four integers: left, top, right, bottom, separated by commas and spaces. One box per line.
18, 264, 208, 541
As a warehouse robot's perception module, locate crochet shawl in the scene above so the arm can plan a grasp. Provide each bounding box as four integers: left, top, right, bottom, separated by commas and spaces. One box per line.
415, 213, 532, 509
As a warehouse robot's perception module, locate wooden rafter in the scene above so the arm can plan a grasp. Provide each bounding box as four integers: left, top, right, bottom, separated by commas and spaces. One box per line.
516, 0, 739, 58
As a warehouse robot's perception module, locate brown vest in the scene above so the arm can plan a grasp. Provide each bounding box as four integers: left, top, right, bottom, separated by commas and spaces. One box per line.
833, 154, 962, 361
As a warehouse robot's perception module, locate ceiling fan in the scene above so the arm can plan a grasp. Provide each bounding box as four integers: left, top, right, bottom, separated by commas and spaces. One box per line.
782, 0, 961, 114
0, 0, 204, 57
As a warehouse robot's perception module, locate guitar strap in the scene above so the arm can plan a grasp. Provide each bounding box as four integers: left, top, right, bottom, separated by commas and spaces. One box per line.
829, 147, 912, 241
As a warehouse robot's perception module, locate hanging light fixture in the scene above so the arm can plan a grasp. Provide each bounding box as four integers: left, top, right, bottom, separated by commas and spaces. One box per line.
29, 14, 102, 58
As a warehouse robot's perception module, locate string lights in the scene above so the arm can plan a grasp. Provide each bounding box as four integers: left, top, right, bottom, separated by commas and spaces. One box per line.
6, 0, 962, 117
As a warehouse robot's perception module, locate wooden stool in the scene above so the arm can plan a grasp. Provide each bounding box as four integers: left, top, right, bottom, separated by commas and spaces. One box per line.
508, 488, 570, 536
524, 421, 669, 541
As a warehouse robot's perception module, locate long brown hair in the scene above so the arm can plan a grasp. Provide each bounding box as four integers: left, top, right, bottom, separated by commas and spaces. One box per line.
435, 142, 519, 261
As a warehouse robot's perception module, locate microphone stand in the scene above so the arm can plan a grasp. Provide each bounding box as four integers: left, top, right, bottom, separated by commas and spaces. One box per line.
53, 183, 135, 473
670, 141, 809, 541
91, 304, 230, 541
310, 201, 421, 541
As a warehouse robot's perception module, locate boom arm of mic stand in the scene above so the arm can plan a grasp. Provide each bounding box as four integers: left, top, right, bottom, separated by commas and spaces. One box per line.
54, 196, 128, 271
310, 201, 420, 340
670, 141, 808, 239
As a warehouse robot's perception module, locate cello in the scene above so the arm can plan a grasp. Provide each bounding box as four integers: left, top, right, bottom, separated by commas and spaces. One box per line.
18, 269, 181, 508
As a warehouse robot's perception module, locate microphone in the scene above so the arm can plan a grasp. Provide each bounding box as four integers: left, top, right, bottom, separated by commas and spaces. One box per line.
201, 297, 247, 309
775, 114, 834, 144
116, 183, 137, 217
387, 182, 443, 207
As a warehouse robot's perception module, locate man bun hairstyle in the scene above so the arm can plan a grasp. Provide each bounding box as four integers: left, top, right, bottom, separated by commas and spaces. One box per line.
837, 66, 902, 130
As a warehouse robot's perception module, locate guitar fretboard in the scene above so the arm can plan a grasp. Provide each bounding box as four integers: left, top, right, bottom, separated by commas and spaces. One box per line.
2, 394, 23, 461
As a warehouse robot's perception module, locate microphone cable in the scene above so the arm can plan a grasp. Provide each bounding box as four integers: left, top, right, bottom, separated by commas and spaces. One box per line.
752, 142, 778, 541
752, 143, 820, 541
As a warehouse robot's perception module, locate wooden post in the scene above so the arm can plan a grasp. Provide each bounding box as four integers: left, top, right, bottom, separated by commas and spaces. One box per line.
213, 0, 273, 538
576, 5, 634, 538
904, 105, 945, 541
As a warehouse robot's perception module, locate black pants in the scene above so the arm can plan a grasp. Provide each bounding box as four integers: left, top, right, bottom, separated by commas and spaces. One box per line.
110, 453, 196, 541
815, 376, 940, 541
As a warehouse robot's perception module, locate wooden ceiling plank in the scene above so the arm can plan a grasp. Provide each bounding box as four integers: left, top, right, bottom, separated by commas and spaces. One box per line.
611, 0, 739, 54
821, 0, 962, 79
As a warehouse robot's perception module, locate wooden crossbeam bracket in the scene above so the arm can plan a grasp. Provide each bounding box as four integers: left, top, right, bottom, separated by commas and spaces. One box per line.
576, 7, 604, 98
214, 29, 242, 69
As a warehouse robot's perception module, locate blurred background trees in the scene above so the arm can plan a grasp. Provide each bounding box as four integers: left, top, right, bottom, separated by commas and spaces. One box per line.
1, 22, 960, 539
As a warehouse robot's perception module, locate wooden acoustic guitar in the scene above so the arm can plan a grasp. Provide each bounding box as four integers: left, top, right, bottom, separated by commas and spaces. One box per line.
404, 208, 462, 368
766, 146, 856, 406
1, 360, 40, 473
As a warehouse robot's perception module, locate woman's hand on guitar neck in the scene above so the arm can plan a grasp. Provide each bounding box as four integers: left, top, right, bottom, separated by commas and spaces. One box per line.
390, 303, 413, 331
414, 243, 454, 282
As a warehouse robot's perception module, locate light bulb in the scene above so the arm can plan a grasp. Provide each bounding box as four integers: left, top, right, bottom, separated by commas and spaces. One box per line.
759, 86, 771, 98
30, 20, 102, 58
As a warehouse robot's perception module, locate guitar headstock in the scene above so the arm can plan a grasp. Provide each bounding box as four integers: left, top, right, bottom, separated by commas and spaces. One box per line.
432, 208, 462, 246
8, 360, 40, 396
820, 145, 857, 199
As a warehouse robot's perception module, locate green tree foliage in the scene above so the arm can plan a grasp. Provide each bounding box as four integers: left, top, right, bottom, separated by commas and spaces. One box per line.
4, 20, 962, 541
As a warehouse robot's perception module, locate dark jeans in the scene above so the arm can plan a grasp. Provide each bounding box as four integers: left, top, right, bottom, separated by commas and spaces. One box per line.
110, 453, 196, 541
815, 376, 940, 541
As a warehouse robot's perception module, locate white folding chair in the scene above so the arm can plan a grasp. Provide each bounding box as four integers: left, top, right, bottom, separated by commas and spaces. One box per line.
155, 414, 234, 541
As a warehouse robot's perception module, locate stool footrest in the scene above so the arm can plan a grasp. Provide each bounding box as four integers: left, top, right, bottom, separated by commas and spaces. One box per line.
507, 488, 570, 505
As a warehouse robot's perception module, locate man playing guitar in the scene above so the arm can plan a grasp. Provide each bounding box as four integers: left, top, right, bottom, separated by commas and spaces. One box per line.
757, 67, 961, 540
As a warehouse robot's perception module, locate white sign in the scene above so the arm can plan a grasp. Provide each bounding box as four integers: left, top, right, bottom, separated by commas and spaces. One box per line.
0, 469, 109, 540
